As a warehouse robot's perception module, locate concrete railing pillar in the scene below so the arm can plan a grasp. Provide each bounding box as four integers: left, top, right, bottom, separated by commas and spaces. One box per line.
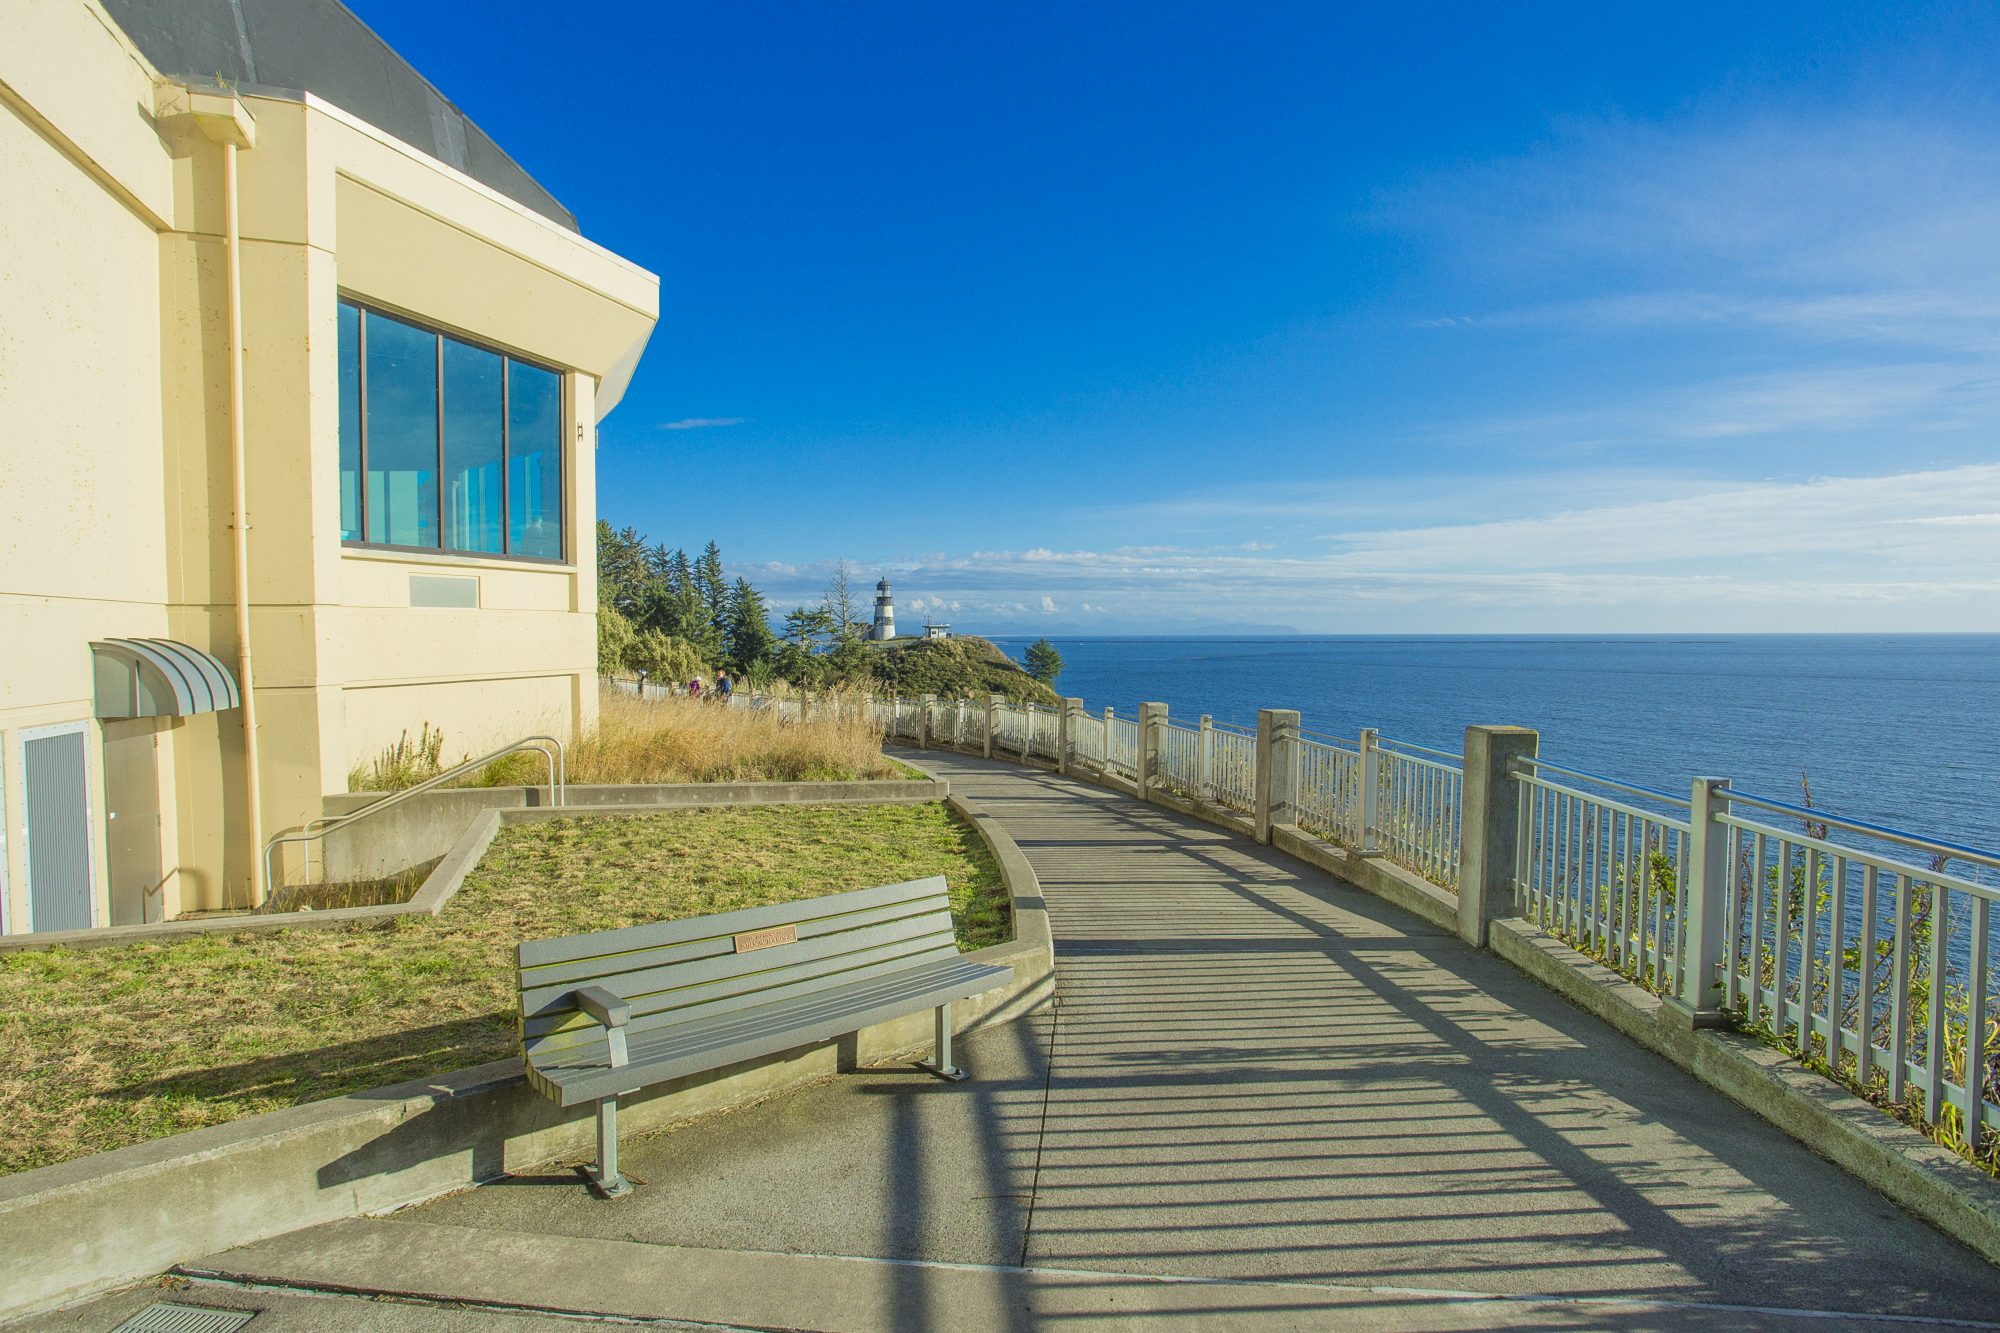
917, 694, 936, 750
984, 694, 1001, 760
1667, 777, 1734, 1027
1059, 697, 1082, 774
1255, 709, 1300, 844
1199, 714, 1214, 803
1358, 727, 1381, 854
1457, 725, 1539, 947
1137, 702, 1167, 800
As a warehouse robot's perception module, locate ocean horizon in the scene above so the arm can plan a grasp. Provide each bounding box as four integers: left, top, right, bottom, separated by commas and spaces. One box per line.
983, 632, 2000, 856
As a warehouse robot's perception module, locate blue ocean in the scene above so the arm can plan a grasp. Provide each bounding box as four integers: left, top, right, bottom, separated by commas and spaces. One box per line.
985, 635, 2000, 855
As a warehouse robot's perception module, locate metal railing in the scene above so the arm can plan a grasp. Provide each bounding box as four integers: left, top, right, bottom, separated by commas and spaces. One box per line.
1208, 723, 1257, 815
1717, 789, 2000, 1146
1374, 736, 1464, 890
1297, 730, 1362, 846
264, 733, 566, 891
1105, 711, 1140, 780
1512, 758, 1693, 995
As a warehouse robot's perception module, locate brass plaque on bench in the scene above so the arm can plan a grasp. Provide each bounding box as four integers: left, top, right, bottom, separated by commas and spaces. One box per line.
734, 924, 798, 953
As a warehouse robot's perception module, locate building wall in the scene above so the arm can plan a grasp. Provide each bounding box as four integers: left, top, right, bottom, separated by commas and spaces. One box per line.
0, 0, 179, 928
0, 0, 656, 923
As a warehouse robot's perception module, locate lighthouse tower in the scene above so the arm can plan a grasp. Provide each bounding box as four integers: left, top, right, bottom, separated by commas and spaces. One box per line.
870, 578, 896, 641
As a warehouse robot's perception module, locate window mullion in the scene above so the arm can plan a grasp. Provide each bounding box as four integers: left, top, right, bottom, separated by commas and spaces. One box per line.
434, 333, 446, 552
501, 357, 511, 556
356, 306, 369, 544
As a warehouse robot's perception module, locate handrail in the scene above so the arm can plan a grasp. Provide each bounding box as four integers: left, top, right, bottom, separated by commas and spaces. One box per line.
1721, 788, 2000, 871
264, 734, 566, 890
1513, 756, 1692, 809
1376, 735, 1464, 763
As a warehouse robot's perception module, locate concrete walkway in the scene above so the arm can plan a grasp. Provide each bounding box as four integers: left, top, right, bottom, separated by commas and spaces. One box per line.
161, 752, 2000, 1332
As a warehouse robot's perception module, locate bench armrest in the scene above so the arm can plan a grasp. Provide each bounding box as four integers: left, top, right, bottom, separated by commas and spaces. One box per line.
573, 985, 631, 1029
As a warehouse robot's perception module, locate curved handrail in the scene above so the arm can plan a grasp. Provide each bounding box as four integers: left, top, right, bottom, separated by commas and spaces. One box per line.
264, 734, 566, 891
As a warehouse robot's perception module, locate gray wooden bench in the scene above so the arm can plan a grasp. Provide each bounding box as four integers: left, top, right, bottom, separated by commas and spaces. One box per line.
515, 875, 1012, 1196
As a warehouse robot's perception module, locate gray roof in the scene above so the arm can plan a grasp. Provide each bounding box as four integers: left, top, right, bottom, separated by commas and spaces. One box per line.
103, 0, 577, 231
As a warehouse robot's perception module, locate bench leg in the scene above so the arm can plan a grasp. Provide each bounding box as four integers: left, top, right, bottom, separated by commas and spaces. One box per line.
594, 1096, 633, 1198
922, 1001, 968, 1081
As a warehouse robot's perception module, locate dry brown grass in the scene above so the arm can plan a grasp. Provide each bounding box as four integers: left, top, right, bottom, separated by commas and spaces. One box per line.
355, 689, 900, 792
567, 691, 895, 785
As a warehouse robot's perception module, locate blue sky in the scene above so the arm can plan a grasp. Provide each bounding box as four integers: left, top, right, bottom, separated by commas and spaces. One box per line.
351, 2, 2000, 633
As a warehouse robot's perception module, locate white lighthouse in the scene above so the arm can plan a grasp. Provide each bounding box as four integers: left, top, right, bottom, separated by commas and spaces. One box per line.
870, 578, 896, 641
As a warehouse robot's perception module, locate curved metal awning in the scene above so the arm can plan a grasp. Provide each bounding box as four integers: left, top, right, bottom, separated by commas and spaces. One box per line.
90, 638, 241, 719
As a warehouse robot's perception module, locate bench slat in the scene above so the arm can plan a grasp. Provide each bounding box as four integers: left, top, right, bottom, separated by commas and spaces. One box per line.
519, 906, 957, 1018
516, 897, 949, 994
528, 956, 1012, 1106
524, 928, 960, 1051
517, 876, 948, 969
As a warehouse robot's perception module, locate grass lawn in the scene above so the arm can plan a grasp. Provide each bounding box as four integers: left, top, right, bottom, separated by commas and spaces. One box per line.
0, 803, 1007, 1177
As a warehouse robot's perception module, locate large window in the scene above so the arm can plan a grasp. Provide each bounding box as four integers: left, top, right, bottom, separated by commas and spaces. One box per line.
337, 299, 566, 561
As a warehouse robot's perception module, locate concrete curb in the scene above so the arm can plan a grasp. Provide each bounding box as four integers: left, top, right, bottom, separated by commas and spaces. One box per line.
0, 779, 949, 954
1488, 916, 2000, 1268
0, 789, 1045, 1319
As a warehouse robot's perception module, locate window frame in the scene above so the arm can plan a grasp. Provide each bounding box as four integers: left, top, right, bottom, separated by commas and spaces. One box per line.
339, 296, 570, 567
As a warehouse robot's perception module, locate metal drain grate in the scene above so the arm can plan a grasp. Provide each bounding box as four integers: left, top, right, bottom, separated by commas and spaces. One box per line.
110, 1303, 257, 1333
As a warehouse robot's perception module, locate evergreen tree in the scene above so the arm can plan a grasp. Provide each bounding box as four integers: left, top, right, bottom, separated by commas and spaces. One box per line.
596, 521, 650, 620
1024, 638, 1064, 685
696, 540, 730, 645
778, 605, 835, 686
726, 576, 777, 671
822, 560, 866, 642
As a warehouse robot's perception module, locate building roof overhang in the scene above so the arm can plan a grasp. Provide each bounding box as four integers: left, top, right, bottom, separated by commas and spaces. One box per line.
90, 638, 242, 719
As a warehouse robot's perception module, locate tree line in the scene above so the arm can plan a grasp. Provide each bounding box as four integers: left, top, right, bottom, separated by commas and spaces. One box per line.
597, 521, 1064, 690
596, 522, 898, 688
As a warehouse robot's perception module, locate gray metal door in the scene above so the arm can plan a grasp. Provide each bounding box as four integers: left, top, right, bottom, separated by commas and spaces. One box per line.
102, 721, 162, 926
24, 726, 94, 932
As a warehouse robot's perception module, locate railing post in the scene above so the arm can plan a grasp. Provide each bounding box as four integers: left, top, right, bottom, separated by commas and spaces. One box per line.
1059, 697, 1082, 774
1103, 706, 1115, 772
1358, 728, 1381, 854
1457, 725, 1539, 948
1667, 776, 1734, 1028
917, 694, 935, 750
1199, 714, 1214, 803
1255, 709, 1299, 844
1137, 702, 1167, 801
984, 693, 1001, 760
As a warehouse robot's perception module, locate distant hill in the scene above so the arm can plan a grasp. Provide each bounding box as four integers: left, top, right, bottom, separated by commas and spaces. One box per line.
865, 636, 1061, 705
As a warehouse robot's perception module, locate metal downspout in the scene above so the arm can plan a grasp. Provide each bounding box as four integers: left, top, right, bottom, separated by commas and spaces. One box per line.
223, 138, 265, 907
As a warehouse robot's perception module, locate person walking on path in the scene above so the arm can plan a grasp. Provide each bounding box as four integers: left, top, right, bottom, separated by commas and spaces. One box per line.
687, 676, 702, 701
716, 671, 733, 704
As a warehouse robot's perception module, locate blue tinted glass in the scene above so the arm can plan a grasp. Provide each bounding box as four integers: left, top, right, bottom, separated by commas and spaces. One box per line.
507, 363, 563, 559
338, 303, 361, 541
442, 336, 504, 554
363, 313, 439, 548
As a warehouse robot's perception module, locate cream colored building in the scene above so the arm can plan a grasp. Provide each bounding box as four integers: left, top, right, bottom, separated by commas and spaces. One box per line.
0, 0, 659, 928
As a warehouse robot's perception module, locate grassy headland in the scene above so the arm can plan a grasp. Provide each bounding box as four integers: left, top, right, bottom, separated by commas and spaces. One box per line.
867, 635, 1061, 706
0, 803, 1007, 1175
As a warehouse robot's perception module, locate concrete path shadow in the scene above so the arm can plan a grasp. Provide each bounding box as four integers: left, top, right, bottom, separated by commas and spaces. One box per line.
181, 751, 2000, 1331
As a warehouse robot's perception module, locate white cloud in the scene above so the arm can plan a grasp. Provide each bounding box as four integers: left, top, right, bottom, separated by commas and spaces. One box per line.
658, 417, 747, 431
748, 464, 2000, 632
